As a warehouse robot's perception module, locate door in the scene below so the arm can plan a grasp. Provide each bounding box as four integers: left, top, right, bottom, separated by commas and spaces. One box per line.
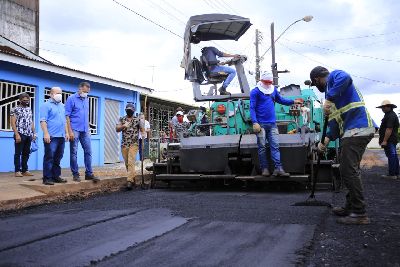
104, 99, 121, 163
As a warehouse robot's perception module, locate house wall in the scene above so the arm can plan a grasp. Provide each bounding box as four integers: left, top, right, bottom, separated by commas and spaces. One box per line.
0, 61, 141, 172
0, 0, 39, 54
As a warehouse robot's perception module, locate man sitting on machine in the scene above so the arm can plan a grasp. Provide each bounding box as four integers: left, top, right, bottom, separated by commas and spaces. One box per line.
200, 46, 240, 95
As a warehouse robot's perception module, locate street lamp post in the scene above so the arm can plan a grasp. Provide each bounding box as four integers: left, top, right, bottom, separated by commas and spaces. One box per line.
261, 16, 313, 86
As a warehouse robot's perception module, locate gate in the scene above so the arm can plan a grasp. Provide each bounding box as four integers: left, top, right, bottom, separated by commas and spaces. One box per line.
104, 99, 121, 163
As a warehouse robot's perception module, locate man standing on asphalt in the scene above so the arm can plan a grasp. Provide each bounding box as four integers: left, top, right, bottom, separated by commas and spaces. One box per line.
40, 87, 69, 185
138, 112, 150, 160
116, 103, 144, 190
377, 100, 399, 179
310, 66, 376, 225
10, 93, 36, 177
65, 81, 99, 182
250, 72, 303, 177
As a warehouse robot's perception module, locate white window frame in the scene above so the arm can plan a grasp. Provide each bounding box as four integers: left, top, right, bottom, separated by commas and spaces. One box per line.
0, 80, 35, 131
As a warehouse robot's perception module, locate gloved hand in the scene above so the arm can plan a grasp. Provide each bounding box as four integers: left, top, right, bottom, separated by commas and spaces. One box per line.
253, 123, 261, 133
294, 98, 304, 105
317, 142, 327, 152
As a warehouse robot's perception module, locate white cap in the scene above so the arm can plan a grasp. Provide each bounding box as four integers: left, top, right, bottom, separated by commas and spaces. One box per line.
176, 111, 184, 116
260, 72, 273, 81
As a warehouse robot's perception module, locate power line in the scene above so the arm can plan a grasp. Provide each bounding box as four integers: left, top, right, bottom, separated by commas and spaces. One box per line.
306, 31, 399, 42
160, 0, 187, 18
218, 0, 239, 14
278, 42, 400, 87
288, 19, 400, 35
282, 38, 400, 64
111, 0, 183, 39
145, 0, 186, 25
0, 33, 52, 63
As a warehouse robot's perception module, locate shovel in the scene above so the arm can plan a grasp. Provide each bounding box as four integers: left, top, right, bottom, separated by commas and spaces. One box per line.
293, 115, 332, 207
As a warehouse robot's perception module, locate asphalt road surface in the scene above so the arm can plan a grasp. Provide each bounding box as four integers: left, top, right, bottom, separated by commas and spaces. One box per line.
0, 166, 399, 267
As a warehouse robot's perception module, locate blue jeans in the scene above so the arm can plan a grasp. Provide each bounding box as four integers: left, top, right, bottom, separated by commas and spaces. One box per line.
210, 65, 236, 88
384, 143, 399, 176
43, 137, 65, 180
14, 133, 32, 172
256, 123, 282, 170
70, 130, 93, 176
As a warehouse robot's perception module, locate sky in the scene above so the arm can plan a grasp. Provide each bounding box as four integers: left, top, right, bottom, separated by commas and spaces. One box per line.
38, 0, 400, 123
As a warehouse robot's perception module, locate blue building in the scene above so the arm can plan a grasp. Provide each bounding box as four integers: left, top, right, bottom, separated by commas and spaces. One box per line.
0, 49, 152, 172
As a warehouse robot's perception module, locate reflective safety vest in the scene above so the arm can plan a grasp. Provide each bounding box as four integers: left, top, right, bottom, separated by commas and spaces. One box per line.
325, 70, 375, 140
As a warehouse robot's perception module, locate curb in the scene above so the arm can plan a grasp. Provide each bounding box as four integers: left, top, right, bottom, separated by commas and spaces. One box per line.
0, 174, 153, 212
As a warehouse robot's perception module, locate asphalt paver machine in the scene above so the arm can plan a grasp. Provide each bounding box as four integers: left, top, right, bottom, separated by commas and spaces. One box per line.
153, 14, 340, 189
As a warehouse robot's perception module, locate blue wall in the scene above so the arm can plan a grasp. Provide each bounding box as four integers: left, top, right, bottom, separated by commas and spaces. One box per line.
0, 61, 141, 172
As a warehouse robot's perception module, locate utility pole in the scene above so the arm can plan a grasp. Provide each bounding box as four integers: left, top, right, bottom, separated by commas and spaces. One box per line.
270, 22, 278, 86
255, 29, 261, 82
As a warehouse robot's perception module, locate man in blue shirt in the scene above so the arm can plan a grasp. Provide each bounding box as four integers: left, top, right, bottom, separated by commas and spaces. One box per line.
250, 72, 303, 177
65, 81, 99, 182
201, 46, 239, 95
40, 87, 69, 185
310, 66, 375, 225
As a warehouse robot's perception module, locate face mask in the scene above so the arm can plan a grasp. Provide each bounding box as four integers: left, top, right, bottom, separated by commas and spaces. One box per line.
80, 92, 88, 98
53, 93, 62, 103
126, 110, 134, 117
21, 101, 30, 107
177, 116, 183, 123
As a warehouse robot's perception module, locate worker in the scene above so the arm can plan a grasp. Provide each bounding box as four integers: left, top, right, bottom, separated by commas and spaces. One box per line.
310, 66, 376, 225
201, 46, 240, 95
250, 72, 303, 177
169, 107, 183, 141
116, 103, 144, 190
173, 111, 190, 141
376, 100, 399, 179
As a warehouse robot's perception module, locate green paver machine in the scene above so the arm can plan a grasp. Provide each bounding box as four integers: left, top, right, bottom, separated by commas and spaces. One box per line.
153, 14, 340, 189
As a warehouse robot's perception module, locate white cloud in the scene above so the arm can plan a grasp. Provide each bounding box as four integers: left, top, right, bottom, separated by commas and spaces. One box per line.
38, 0, 400, 107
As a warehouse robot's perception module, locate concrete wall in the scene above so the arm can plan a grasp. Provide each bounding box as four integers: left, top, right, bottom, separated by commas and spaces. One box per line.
0, 0, 39, 54
0, 61, 141, 172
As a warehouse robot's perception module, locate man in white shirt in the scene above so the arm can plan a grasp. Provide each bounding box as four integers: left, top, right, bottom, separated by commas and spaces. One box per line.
138, 112, 151, 160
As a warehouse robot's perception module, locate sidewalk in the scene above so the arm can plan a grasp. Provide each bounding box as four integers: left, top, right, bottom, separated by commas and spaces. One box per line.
0, 160, 153, 212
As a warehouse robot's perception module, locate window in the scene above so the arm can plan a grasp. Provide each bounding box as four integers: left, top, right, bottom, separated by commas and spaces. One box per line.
44, 89, 99, 135
0, 81, 35, 131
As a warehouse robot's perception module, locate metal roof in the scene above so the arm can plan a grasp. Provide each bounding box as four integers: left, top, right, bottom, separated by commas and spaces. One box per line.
0, 48, 153, 94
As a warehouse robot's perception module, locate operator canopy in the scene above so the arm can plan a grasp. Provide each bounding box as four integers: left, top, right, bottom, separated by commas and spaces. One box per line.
182, 14, 252, 79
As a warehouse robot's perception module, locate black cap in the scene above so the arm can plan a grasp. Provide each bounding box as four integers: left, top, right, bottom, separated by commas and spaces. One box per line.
125, 103, 135, 110
310, 66, 329, 86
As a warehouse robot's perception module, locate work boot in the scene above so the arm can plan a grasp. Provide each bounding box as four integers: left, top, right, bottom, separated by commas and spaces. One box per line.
381, 174, 397, 179
43, 179, 54, 185
218, 86, 230, 95
85, 174, 100, 182
261, 168, 270, 177
53, 177, 67, 183
336, 213, 370, 225
273, 168, 290, 177
332, 206, 350, 217
15, 172, 23, 177
73, 175, 81, 182
22, 171, 34, 176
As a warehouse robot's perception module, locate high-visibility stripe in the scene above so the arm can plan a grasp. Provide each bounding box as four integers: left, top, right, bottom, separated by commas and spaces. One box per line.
328, 101, 365, 121
355, 87, 373, 127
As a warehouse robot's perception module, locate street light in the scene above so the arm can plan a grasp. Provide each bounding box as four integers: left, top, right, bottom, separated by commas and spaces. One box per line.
260, 15, 313, 60
262, 16, 313, 86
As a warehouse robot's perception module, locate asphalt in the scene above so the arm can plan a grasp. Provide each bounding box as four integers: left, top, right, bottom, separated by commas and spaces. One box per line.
0, 150, 398, 267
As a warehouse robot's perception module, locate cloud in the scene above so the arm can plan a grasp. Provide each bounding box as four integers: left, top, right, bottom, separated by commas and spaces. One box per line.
38, 0, 400, 109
